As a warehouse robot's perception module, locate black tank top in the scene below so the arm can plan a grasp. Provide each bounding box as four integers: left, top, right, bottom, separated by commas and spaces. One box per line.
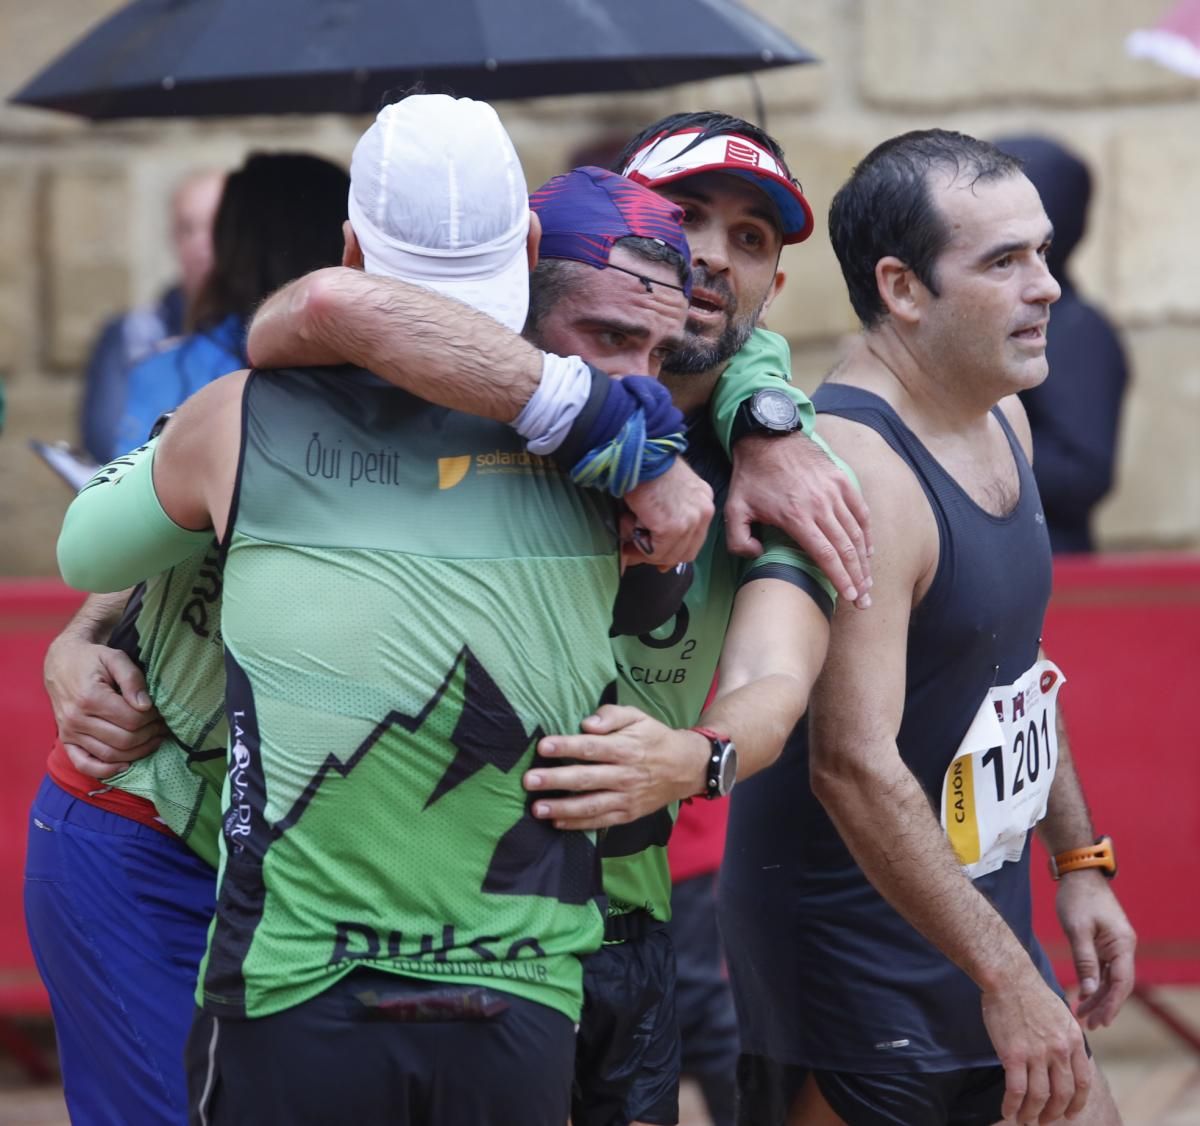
720, 384, 1060, 1073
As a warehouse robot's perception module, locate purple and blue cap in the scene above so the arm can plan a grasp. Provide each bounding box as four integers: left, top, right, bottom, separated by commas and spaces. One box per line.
530, 166, 692, 299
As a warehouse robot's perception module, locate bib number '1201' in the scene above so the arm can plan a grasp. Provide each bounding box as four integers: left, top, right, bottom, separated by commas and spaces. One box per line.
940, 660, 1065, 879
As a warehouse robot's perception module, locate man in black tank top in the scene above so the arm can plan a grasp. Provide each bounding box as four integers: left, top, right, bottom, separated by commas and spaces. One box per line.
721, 130, 1135, 1126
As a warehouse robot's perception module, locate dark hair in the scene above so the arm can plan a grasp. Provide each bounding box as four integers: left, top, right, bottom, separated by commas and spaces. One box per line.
190, 152, 350, 331
612, 111, 792, 178
525, 235, 689, 334
828, 129, 1023, 329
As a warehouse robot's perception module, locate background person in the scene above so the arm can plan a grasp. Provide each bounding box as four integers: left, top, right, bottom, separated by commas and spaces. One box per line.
112, 152, 348, 455
994, 134, 1129, 554
79, 168, 224, 463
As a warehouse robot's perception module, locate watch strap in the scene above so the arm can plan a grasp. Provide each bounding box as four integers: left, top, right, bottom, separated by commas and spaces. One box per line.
1049, 835, 1116, 880
690, 726, 730, 800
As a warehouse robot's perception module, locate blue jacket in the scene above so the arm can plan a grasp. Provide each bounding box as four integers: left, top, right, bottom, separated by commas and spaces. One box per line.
115, 315, 246, 456
81, 286, 185, 463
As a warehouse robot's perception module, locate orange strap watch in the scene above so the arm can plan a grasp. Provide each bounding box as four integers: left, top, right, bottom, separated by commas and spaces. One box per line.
1049, 835, 1117, 880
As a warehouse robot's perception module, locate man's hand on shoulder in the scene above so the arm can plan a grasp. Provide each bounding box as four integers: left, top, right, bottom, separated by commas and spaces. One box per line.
623, 458, 714, 569
726, 430, 872, 607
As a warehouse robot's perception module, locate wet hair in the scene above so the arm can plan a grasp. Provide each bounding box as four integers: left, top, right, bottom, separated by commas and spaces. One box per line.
525, 235, 688, 336
828, 129, 1023, 329
612, 111, 792, 178
190, 152, 350, 331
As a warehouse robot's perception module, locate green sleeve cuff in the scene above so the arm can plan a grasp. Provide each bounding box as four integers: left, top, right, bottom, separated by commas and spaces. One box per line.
739, 527, 838, 611
709, 328, 815, 455
58, 439, 213, 593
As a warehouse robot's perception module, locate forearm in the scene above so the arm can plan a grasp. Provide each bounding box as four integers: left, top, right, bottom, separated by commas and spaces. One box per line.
1035, 708, 1096, 854
58, 440, 211, 593
248, 267, 541, 422
699, 577, 829, 778
56, 591, 132, 645
813, 748, 1036, 991
700, 672, 808, 780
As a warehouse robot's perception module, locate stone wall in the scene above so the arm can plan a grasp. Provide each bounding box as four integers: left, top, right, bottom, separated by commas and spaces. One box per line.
2, 0, 1198, 574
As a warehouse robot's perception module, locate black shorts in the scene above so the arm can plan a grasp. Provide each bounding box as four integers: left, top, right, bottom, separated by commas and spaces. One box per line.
573, 918, 680, 1126
737, 1053, 1008, 1126
668, 873, 738, 1126
187, 971, 575, 1126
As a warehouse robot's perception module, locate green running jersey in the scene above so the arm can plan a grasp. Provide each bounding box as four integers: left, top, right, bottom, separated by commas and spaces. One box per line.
602, 330, 841, 925
62, 438, 227, 865
104, 530, 227, 865
200, 368, 619, 1022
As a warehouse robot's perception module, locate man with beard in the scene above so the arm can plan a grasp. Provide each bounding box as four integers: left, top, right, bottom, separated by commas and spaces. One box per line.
54, 96, 714, 1125
246, 112, 851, 1126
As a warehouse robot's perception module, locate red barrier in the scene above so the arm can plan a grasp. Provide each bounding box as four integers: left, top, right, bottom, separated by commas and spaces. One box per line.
1032, 555, 1200, 987
1, 560, 1197, 1015
0, 580, 85, 1019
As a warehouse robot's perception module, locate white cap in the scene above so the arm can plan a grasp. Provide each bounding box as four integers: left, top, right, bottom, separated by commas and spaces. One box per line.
348, 94, 531, 332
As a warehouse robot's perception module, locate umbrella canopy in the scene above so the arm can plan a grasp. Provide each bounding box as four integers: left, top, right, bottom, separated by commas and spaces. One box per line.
12, 0, 814, 120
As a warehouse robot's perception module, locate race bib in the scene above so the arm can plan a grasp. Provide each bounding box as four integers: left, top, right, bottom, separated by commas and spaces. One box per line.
940, 660, 1065, 879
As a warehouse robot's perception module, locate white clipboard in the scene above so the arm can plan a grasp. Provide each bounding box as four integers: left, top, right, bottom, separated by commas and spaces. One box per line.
29, 439, 100, 492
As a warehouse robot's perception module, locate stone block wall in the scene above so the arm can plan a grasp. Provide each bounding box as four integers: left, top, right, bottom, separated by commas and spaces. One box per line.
1, 0, 1198, 574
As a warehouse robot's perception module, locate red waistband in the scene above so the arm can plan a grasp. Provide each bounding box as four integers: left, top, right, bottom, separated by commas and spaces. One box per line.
46, 738, 176, 837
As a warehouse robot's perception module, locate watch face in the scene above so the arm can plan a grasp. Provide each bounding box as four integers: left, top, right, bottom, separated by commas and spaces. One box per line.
750, 389, 801, 431
719, 745, 738, 796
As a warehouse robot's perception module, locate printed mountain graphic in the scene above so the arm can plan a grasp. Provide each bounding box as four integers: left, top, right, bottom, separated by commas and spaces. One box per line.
425, 649, 535, 809
271, 645, 599, 905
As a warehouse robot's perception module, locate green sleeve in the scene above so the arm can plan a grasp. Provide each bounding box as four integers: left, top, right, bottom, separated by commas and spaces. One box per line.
733, 431, 863, 614
709, 328, 815, 455
57, 438, 213, 593
740, 527, 837, 615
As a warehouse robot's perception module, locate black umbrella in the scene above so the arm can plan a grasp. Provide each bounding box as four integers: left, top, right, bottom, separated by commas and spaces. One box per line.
12, 0, 814, 120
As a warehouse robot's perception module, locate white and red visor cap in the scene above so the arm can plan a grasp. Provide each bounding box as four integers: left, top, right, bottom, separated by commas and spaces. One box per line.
621, 128, 814, 245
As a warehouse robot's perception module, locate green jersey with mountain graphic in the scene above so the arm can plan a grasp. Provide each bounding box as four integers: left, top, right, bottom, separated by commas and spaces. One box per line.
199, 367, 620, 1022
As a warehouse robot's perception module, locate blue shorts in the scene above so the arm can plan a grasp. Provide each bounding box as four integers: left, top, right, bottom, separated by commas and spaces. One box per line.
24, 777, 217, 1126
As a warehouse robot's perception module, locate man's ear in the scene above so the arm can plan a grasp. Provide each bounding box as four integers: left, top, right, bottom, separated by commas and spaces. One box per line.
875, 256, 922, 324
526, 210, 542, 272
756, 269, 786, 323
342, 221, 364, 270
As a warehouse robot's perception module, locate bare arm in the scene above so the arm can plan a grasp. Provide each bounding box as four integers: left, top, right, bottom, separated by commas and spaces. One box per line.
807, 415, 1089, 1126
696, 576, 828, 779
249, 269, 713, 567
44, 592, 166, 778
247, 268, 541, 422
523, 576, 828, 828
1036, 698, 1137, 1029
152, 369, 246, 539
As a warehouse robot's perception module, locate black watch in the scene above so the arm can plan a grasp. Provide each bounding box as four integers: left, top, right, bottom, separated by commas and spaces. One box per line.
731, 387, 803, 444
691, 726, 738, 799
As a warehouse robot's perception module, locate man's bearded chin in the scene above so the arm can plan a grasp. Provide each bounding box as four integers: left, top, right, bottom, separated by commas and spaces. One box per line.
664, 303, 763, 377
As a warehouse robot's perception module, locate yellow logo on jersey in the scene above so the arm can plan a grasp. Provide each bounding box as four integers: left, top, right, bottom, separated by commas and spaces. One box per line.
437, 456, 472, 490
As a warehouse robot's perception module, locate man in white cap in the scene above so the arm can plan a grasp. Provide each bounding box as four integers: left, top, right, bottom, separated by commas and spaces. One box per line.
56, 92, 711, 1126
